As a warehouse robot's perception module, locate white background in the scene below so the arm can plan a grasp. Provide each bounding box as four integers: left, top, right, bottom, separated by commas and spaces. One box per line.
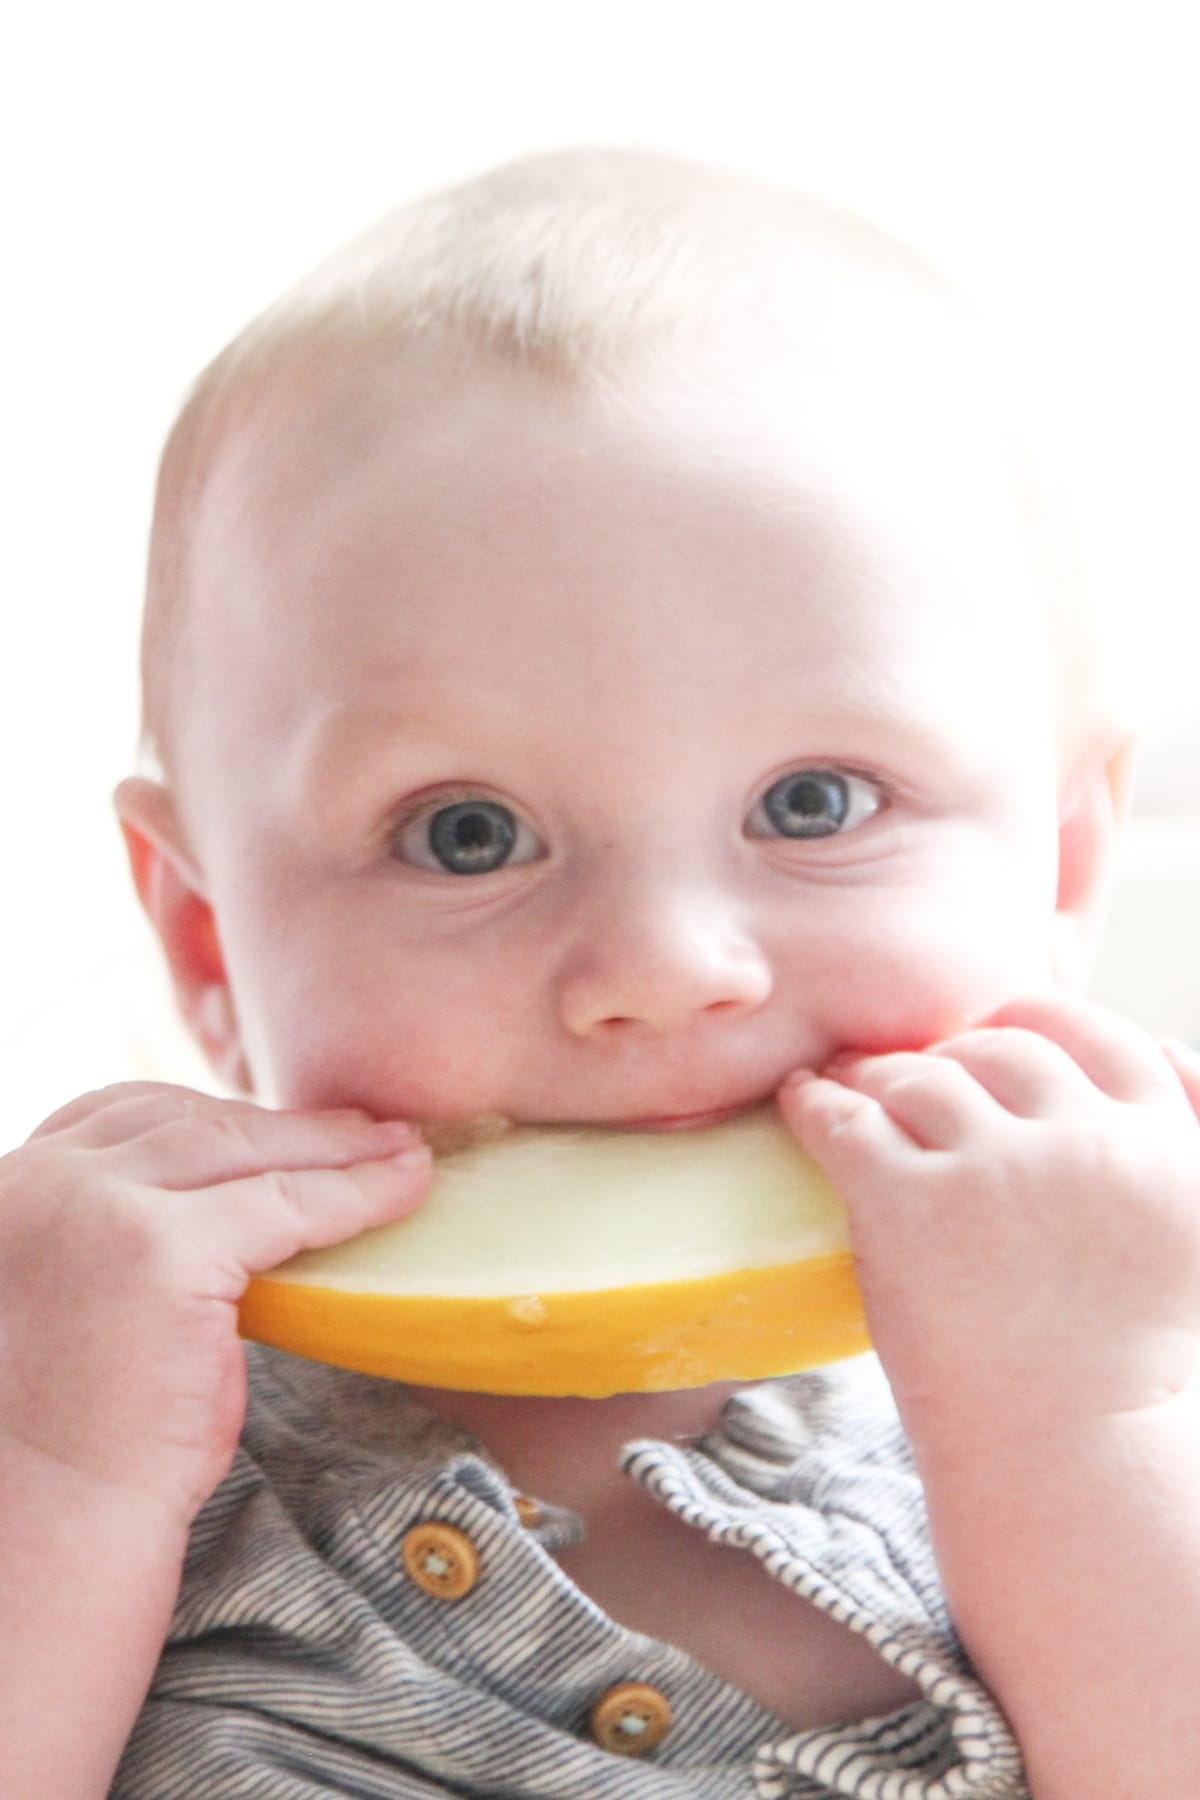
3, 1, 1198, 1140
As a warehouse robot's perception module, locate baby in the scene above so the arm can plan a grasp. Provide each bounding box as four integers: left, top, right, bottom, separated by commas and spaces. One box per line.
4, 148, 1200, 1799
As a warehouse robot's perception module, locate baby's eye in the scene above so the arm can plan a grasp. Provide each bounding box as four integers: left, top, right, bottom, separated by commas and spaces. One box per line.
746, 768, 883, 840
392, 798, 543, 875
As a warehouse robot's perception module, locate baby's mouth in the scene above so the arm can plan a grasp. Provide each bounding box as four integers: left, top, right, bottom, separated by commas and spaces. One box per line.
420, 1099, 768, 1152
603, 1101, 762, 1132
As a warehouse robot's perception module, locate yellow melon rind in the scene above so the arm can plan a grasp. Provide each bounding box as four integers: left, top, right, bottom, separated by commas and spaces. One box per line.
239, 1251, 869, 1396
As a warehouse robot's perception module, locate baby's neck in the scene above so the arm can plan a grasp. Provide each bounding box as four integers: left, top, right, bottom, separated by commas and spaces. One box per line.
408, 1378, 924, 1731
406, 1382, 742, 1513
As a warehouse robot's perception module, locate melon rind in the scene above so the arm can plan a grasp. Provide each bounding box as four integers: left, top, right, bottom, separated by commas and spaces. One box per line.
238, 1107, 869, 1395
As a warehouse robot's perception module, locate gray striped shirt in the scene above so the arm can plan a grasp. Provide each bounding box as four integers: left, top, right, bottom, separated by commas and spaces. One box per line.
113, 1349, 1027, 1798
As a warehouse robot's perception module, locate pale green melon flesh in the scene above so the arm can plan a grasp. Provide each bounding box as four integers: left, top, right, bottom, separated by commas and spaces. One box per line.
264, 1106, 850, 1296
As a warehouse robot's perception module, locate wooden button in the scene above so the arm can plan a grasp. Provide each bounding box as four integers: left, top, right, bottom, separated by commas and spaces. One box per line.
513, 1493, 543, 1529
589, 1681, 673, 1756
400, 1522, 480, 1600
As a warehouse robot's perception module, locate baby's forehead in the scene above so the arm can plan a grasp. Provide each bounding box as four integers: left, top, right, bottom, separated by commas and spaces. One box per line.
189, 166, 994, 534
194, 318, 1042, 690
151, 164, 1085, 776
205, 275, 1004, 526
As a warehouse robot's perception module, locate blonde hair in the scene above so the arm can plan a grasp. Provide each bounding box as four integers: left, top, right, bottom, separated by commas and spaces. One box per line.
141, 145, 1089, 771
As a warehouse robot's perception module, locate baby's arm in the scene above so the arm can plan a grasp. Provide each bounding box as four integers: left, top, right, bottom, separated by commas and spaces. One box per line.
0, 1083, 430, 1798
781, 1000, 1200, 1800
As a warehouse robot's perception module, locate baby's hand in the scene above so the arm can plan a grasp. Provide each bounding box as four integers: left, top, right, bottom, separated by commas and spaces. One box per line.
0, 1084, 430, 1530
779, 997, 1200, 1462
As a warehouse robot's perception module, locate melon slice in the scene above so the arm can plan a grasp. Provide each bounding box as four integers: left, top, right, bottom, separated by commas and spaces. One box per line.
238, 1106, 868, 1396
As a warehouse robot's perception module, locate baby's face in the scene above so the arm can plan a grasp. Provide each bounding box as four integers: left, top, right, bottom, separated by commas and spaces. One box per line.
170, 335, 1068, 1126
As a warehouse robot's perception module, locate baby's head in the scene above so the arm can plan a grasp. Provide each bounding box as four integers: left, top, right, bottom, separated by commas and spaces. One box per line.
117, 148, 1129, 1126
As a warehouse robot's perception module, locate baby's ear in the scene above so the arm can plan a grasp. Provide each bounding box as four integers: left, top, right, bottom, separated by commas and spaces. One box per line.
113, 777, 253, 1094
1052, 732, 1137, 991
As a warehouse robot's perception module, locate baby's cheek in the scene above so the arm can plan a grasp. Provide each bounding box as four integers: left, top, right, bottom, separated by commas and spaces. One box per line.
262, 979, 528, 1123
807, 905, 1056, 1058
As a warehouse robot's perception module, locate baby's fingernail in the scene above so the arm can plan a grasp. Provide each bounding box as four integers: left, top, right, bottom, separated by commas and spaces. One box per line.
388, 1143, 434, 1173
780, 1068, 818, 1093
369, 1120, 425, 1149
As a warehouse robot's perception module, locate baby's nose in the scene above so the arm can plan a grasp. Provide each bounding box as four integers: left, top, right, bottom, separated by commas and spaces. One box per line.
555, 884, 773, 1038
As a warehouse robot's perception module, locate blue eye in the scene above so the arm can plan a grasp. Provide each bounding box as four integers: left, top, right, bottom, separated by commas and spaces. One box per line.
748, 769, 882, 840
392, 797, 543, 875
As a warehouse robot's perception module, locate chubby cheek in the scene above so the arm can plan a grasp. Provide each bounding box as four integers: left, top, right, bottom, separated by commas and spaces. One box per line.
801, 892, 1059, 1059
231, 938, 538, 1123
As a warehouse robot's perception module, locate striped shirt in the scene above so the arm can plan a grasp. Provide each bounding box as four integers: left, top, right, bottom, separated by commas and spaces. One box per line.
113, 1349, 1027, 1798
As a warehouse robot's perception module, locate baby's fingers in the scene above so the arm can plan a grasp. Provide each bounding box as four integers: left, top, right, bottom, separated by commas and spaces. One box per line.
975, 994, 1172, 1103
926, 1028, 1096, 1118
802, 1052, 997, 1150
25, 1083, 426, 1192
96, 1093, 421, 1189
139, 1105, 426, 1191
26, 1081, 190, 1144
779, 1069, 927, 1180
1163, 1039, 1200, 1121
182, 1145, 432, 1292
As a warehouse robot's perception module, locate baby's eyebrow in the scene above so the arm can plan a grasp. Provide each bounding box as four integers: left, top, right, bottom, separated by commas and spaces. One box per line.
279, 701, 446, 807
285, 677, 1010, 812
764, 697, 979, 779
301, 701, 423, 755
